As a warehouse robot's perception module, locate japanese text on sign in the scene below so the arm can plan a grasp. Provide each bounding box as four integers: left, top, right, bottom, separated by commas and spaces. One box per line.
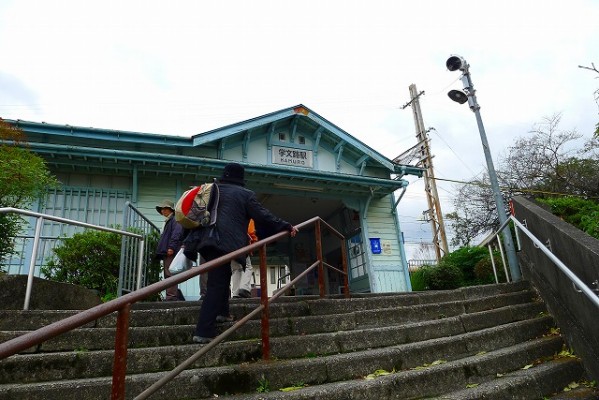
272, 146, 313, 168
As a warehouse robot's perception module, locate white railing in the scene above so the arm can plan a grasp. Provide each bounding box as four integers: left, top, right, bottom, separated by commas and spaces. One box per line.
118, 202, 160, 297
0, 207, 145, 310
479, 218, 512, 284
482, 214, 599, 309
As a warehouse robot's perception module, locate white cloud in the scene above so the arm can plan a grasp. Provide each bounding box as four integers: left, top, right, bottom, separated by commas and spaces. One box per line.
1, 0, 598, 253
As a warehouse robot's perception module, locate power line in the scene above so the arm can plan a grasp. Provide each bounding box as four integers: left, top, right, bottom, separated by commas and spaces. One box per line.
432, 177, 599, 200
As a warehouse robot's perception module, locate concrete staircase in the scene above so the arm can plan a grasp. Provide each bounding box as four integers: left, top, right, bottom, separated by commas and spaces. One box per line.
0, 281, 596, 399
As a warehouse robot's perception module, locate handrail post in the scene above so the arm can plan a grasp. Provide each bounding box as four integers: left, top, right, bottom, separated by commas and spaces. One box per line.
259, 245, 270, 360
24, 216, 43, 311
496, 236, 511, 283
112, 303, 132, 400
314, 220, 325, 298
487, 244, 499, 283
340, 236, 350, 298
135, 239, 145, 290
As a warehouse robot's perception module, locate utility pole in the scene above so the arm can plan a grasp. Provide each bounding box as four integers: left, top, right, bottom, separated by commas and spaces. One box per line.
401, 84, 449, 262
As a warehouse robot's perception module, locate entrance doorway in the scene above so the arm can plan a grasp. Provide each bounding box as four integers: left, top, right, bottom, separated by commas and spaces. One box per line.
254, 193, 363, 295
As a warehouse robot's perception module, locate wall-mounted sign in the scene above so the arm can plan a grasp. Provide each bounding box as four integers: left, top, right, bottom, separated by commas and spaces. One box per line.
369, 238, 381, 254
381, 240, 392, 255
272, 145, 313, 168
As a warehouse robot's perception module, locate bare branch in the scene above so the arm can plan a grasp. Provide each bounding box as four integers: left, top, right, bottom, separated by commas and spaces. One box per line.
578, 63, 598, 75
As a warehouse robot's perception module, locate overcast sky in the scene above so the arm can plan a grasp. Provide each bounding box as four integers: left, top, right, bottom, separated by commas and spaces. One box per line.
1, 0, 598, 258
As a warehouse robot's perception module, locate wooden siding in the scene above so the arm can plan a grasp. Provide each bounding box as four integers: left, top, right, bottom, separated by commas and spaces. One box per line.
365, 195, 409, 292
137, 177, 200, 300
137, 177, 179, 227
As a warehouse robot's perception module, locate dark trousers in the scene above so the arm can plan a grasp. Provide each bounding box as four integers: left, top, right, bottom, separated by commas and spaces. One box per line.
194, 249, 232, 338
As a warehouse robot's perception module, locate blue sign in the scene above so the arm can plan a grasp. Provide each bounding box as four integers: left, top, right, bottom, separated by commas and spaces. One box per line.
369, 238, 381, 254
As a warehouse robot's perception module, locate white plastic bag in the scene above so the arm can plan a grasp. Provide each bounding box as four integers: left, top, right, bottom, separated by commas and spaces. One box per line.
169, 248, 192, 275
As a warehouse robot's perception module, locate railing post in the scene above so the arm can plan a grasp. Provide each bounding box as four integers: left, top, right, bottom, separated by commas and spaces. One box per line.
314, 220, 325, 298
112, 303, 132, 400
24, 216, 43, 311
496, 237, 511, 283
135, 239, 145, 290
259, 245, 270, 360
340, 237, 350, 298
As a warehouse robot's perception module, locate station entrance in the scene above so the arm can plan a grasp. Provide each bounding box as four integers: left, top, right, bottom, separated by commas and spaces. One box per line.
251, 192, 364, 295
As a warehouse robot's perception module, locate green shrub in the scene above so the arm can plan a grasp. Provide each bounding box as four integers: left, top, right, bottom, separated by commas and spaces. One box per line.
410, 266, 429, 291
42, 227, 162, 301
537, 197, 599, 240
0, 214, 20, 273
579, 211, 599, 239
421, 263, 463, 290
42, 229, 122, 299
439, 246, 489, 286
474, 252, 507, 284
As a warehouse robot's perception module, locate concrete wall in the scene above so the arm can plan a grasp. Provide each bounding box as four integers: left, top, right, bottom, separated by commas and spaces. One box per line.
511, 195, 599, 380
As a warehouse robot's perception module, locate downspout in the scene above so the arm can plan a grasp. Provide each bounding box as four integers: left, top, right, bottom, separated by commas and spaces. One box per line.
362, 187, 375, 291
393, 186, 407, 210
363, 186, 375, 219
132, 165, 138, 204
392, 181, 412, 291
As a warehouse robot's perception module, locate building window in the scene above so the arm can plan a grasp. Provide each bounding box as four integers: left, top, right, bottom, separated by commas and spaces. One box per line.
348, 234, 367, 279
278, 132, 286, 141
298, 135, 305, 144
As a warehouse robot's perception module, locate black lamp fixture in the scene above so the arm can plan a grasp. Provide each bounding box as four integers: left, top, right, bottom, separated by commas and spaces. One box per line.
448, 90, 468, 104
446, 55, 468, 72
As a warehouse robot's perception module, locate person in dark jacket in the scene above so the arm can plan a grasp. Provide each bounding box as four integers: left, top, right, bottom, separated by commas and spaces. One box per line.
184, 163, 298, 344
155, 200, 185, 301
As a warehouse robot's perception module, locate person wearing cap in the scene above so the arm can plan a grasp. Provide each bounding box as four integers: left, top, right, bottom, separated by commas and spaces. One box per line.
184, 162, 298, 344
155, 200, 185, 301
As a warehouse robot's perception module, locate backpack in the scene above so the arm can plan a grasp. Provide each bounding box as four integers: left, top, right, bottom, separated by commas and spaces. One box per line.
175, 181, 220, 229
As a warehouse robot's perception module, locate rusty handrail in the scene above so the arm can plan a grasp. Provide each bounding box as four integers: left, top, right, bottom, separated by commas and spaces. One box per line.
0, 219, 302, 358
135, 260, 327, 400
0, 215, 348, 400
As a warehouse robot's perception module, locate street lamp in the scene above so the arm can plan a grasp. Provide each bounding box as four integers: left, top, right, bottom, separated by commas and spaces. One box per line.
446, 55, 521, 282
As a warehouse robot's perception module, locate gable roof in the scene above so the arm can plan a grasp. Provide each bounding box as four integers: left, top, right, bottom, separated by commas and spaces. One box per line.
3, 105, 422, 199
191, 104, 417, 175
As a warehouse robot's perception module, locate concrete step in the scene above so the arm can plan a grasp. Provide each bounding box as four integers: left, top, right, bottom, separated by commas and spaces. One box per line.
0, 307, 553, 384
0, 288, 541, 353
0, 281, 589, 400
0, 281, 534, 331
0, 335, 573, 399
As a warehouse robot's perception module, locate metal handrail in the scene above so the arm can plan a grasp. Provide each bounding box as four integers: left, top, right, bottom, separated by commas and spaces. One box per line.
481, 212, 599, 309
510, 216, 599, 309
118, 202, 161, 296
138, 218, 348, 399
476, 217, 512, 284
0, 207, 145, 310
135, 259, 325, 400
0, 215, 349, 400
122, 201, 160, 231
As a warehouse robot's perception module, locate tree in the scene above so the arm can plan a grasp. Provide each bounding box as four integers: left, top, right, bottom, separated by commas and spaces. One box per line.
0, 120, 59, 271
445, 174, 501, 247
446, 114, 598, 247
500, 113, 599, 198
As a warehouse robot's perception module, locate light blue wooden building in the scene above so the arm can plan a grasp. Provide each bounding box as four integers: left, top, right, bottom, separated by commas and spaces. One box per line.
5, 105, 421, 298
